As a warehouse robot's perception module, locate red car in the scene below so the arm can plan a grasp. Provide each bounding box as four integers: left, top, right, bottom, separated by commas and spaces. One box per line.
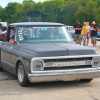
97, 29, 100, 38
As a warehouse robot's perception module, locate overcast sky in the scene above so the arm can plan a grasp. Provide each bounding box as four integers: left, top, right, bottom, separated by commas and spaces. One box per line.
0, 0, 45, 8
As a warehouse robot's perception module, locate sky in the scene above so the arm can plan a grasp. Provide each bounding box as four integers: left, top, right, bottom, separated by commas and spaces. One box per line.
0, 0, 45, 8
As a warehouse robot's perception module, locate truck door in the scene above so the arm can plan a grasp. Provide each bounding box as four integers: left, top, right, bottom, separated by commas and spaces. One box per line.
1, 27, 16, 72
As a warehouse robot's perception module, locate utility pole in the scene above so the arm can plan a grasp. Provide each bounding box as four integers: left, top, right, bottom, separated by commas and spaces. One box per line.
28, 15, 32, 22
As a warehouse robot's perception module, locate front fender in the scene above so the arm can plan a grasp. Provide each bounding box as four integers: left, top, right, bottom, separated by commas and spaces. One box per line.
15, 57, 31, 76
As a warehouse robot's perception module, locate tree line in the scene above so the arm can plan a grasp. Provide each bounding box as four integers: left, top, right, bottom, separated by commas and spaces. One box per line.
0, 0, 100, 26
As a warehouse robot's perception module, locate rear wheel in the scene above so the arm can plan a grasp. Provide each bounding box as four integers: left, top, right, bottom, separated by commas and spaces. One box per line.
80, 79, 93, 82
17, 62, 30, 87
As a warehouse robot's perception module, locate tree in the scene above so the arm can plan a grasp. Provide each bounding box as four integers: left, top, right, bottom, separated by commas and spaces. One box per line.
0, 0, 100, 26
33, 1, 43, 22
43, 0, 64, 22
5, 2, 20, 23
75, 0, 97, 25
62, 1, 80, 25
0, 6, 4, 21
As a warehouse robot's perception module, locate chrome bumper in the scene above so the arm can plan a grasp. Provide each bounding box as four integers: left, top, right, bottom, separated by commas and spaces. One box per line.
28, 68, 100, 83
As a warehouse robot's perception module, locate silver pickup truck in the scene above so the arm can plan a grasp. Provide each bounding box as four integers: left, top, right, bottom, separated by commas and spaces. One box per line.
0, 22, 100, 87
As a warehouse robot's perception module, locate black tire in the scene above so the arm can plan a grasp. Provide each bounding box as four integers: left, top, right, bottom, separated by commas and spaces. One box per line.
80, 79, 93, 82
17, 62, 30, 87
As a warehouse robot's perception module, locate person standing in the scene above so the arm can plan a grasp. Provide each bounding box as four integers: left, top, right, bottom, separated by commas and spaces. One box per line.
73, 19, 82, 45
86, 22, 91, 46
90, 21, 98, 49
81, 22, 88, 46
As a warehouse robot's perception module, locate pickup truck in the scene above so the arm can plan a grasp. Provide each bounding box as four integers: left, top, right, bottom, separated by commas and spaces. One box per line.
0, 22, 100, 87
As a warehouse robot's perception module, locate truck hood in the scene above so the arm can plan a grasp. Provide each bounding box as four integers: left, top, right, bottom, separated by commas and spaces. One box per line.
19, 43, 96, 57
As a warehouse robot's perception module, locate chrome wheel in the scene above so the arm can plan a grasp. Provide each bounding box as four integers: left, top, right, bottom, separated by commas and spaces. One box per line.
18, 65, 24, 83
17, 62, 30, 87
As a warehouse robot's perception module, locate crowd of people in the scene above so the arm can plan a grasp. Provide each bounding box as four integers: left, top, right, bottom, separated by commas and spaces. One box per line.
73, 19, 98, 49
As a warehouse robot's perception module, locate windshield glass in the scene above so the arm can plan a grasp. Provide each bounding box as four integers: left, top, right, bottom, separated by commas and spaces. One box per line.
18, 26, 72, 43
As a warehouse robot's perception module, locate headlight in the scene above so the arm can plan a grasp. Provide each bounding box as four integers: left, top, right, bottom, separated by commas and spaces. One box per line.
34, 61, 44, 71
92, 57, 100, 67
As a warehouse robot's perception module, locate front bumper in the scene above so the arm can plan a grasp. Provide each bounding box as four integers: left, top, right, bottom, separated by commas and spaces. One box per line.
28, 68, 100, 83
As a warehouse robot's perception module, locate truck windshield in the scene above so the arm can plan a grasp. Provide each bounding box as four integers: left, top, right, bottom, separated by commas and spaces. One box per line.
18, 26, 72, 43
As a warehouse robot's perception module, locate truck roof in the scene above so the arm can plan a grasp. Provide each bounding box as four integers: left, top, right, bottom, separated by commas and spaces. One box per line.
10, 22, 65, 26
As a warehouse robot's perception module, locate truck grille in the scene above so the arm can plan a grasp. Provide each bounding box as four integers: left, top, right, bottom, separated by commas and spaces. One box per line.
44, 57, 92, 63
44, 65, 92, 70
43, 57, 93, 71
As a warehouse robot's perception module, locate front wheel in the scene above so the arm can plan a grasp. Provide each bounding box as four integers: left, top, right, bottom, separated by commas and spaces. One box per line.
17, 62, 30, 87
80, 79, 93, 82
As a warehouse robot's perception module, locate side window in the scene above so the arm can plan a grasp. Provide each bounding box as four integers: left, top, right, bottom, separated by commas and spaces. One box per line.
9, 27, 15, 40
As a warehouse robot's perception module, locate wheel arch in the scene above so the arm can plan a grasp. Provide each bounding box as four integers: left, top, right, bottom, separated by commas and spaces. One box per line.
16, 57, 31, 87
16, 60, 21, 74
15, 57, 28, 75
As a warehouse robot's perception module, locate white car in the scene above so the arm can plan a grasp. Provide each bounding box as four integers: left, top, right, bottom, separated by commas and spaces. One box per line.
65, 26, 75, 39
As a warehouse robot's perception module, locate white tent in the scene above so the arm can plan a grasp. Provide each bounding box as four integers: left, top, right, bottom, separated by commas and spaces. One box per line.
0, 22, 7, 27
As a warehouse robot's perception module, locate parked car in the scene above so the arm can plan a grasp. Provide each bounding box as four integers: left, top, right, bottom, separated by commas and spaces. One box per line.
65, 26, 75, 39
0, 22, 100, 87
97, 29, 100, 38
